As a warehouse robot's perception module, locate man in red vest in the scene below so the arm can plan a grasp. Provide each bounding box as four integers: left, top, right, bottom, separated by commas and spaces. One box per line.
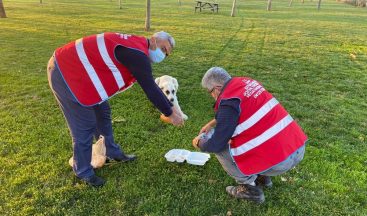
192, 67, 307, 203
47, 31, 184, 187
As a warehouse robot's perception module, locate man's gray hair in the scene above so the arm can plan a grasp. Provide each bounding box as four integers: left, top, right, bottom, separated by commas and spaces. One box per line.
153, 31, 175, 48
202, 67, 231, 91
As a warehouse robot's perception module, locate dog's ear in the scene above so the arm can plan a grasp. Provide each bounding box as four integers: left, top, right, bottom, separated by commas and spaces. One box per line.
172, 78, 179, 90
155, 77, 161, 86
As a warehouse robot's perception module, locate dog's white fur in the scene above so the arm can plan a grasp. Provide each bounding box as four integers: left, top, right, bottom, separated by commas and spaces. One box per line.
155, 75, 188, 120
68, 136, 106, 169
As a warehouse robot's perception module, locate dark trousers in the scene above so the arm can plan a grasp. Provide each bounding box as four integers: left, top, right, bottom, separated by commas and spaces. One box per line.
47, 56, 124, 178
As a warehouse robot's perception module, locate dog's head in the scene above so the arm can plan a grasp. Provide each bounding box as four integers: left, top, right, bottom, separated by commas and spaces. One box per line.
155, 75, 179, 103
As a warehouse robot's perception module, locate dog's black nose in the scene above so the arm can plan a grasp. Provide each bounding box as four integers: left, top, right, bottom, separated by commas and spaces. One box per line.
170, 98, 174, 102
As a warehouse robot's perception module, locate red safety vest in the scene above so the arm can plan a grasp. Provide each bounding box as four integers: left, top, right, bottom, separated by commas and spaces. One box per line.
55, 32, 149, 106
214, 77, 307, 175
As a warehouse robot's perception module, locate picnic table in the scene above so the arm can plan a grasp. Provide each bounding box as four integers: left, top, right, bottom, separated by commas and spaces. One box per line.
195, 1, 219, 13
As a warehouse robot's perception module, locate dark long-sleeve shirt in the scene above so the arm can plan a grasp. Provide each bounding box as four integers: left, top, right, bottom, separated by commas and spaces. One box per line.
199, 98, 240, 153
114, 45, 173, 117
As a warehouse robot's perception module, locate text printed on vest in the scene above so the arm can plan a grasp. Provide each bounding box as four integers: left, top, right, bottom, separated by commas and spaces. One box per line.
117, 33, 131, 40
243, 79, 265, 99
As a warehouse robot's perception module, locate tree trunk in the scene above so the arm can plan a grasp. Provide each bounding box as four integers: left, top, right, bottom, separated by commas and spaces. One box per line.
40, 0, 42, 4
231, 0, 237, 17
267, 0, 272, 11
0, 0, 6, 18
289, 0, 293, 6
317, 0, 321, 9
178, 0, 181, 5
302, 0, 304, 3
145, 0, 151, 31
119, 0, 122, 9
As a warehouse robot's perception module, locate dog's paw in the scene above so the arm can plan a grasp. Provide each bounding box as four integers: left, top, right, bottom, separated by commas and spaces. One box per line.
182, 113, 188, 120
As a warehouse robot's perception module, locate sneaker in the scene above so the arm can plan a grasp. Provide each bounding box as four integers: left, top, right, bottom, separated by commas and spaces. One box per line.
106, 153, 137, 164
77, 175, 105, 187
226, 184, 265, 204
255, 175, 273, 188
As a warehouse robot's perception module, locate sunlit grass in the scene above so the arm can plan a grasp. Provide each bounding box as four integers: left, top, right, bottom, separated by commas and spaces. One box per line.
0, 0, 366, 215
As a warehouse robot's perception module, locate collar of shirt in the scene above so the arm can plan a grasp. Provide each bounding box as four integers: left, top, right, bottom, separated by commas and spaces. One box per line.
213, 78, 232, 108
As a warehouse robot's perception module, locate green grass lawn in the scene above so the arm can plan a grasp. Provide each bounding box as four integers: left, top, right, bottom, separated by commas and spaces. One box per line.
0, 0, 366, 215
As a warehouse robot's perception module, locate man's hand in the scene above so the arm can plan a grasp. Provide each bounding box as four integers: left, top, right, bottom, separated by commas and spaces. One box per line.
168, 106, 184, 126
199, 124, 212, 135
198, 119, 217, 135
192, 136, 201, 150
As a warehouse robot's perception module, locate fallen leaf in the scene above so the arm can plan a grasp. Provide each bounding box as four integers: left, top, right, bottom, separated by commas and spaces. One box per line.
349, 53, 357, 60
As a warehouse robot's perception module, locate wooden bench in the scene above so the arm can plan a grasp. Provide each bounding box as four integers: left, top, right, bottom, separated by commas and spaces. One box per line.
195, 1, 219, 13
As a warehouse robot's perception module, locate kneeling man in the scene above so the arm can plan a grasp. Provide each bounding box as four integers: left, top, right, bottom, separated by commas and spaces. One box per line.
193, 67, 307, 203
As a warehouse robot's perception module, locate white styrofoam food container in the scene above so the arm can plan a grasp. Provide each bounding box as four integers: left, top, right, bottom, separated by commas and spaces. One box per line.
186, 152, 210, 166
164, 149, 191, 163
164, 149, 210, 166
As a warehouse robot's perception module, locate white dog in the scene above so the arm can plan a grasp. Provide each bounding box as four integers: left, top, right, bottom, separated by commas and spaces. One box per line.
69, 136, 106, 169
155, 75, 188, 120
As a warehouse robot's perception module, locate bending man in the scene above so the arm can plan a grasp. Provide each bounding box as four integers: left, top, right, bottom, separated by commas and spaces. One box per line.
47, 31, 184, 187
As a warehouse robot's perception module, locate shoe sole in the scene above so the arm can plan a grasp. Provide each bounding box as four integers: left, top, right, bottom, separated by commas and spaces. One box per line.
73, 176, 105, 187
105, 158, 136, 165
226, 187, 265, 204
234, 194, 265, 204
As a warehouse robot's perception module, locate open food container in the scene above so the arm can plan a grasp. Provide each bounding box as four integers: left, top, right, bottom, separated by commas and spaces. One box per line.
186, 152, 211, 166
164, 149, 191, 163
164, 149, 210, 166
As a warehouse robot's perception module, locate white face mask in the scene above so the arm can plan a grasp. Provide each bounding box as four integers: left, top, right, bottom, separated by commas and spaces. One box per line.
149, 48, 166, 63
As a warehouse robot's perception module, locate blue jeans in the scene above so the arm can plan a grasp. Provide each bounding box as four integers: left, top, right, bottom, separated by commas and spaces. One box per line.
215, 145, 305, 184
47, 56, 125, 178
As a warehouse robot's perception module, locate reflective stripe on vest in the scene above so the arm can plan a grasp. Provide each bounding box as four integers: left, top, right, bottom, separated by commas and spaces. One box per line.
55, 33, 148, 106
214, 77, 307, 175
75, 33, 128, 101
96, 33, 125, 89
231, 114, 293, 156
232, 97, 279, 137
75, 38, 109, 101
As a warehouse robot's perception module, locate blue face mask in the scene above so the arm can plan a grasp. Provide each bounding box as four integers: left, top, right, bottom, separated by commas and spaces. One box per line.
149, 48, 166, 63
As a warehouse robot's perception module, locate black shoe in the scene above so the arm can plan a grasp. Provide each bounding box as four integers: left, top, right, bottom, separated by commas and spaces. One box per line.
226, 184, 265, 204
106, 153, 137, 164
255, 175, 273, 188
77, 175, 105, 187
